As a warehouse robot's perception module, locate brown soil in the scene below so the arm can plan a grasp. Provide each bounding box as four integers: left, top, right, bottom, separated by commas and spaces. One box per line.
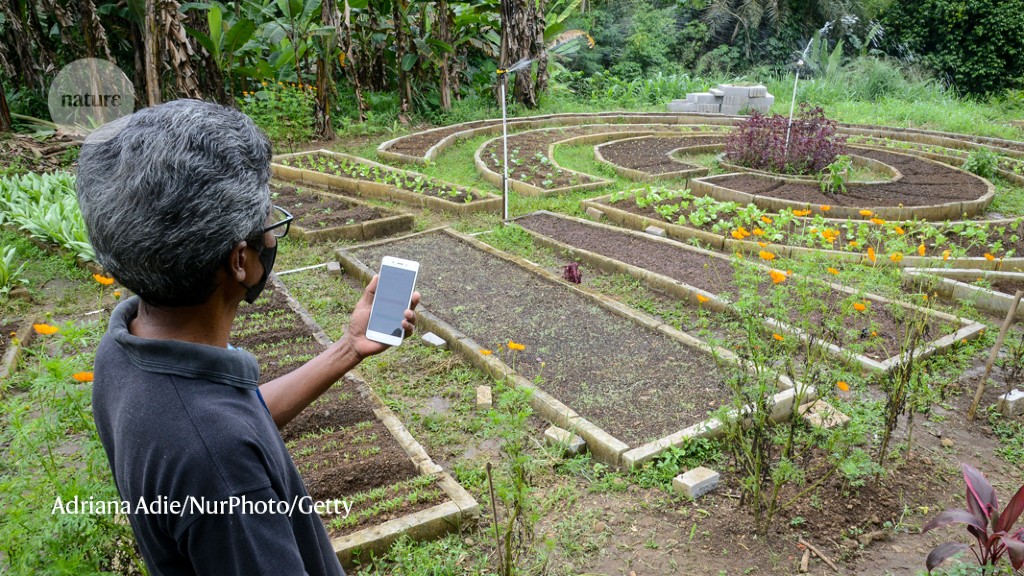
710, 149, 989, 208
516, 213, 960, 362
230, 283, 442, 538
598, 135, 726, 174
990, 279, 1024, 296
1, 321, 20, 360
270, 183, 383, 229
601, 194, 1024, 259
350, 231, 730, 446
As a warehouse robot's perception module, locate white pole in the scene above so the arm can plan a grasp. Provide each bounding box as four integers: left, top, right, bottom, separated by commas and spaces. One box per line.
500, 77, 509, 221
783, 61, 803, 160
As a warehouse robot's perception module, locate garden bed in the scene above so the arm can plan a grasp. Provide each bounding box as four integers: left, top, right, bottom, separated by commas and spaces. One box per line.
691, 148, 994, 221
512, 211, 983, 373
272, 150, 500, 215
336, 228, 807, 469
593, 135, 723, 181
269, 182, 413, 243
231, 276, 478, 565
902, 268, 1024, 321
583, 188, 1024, 271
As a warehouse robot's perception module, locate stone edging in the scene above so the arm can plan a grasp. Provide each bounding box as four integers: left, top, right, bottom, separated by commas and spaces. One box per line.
272, 183, 415, 244
716, 147, 902, 185
580, 192, 1024, 272
270, 275, 479, 567
689, 147, 995, 221
334, 228, 811, 470
512, 210, 984, 374
902, 268, 1024, 321
592, 134, 712, 183
271, 150, 501, 216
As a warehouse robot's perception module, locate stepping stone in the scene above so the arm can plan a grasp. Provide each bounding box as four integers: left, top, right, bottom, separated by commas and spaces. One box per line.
326, 261, 342, 277
801, 400, 850, 429
585, 206, 605, 220
476, 385, 492, 411
673, 466, 720, 499
544, 425, 586, 455
420, 331, 447, 349
998, 389, 1024, 418
644, 225, 666, 237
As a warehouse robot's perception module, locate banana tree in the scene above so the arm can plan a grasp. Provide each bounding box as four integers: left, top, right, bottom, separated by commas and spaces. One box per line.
183, 2, 257, 95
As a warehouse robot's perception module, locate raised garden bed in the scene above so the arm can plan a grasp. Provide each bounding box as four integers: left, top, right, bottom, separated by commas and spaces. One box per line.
269, 182, 413, 243
512, 211, 983, 373
336, 228, 808, 469
231, 276, 478, 566
272, 150, 500, 216
847, 135, 1024, 186
0, 320, 33, 385
593, 135, 723, 181
583, 187, 1024, 271
690, 148, 994, 221
902, 268, 1024, 321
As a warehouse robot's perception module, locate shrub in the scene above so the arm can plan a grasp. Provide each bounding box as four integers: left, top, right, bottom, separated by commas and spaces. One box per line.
963, 148, 999, 181
238, 82, 315, 146
724, 105, 847, 176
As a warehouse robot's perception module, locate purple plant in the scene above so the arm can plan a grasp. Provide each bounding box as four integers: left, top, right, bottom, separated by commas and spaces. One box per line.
562, 262, 582, 284
724, 105, 847, 175
923, 463, 1024, 573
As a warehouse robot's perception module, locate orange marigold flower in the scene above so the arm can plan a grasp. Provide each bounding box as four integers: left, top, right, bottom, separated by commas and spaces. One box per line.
761, 215, 773, 224
759, 251, 776, 261
836, 381, 850, 392
984, 253, 996, 261
853, 302, 867, 312
769, 270, 787, 284
696, 294, 710, 304
73, 372, 94, 383
773, 333, 784, 341
859, 209, 873, 217
480, 349, 493, 355
757, 241, 768, 248
895, 226, 905, 235
752, 228, 765, 236
827, 267, 839, 275
942, 250, 950, 261
871, 331, 878, 337
889, 252, 904, 263
918, 244, 926, 256
793, 209, 811, 217
114, 291, 122, 298
33, 323, 59, 335
809, 228, 819, 234
820, 205, 831, 212
508, 341, 525, 351
849, 240, 860, 248
731, 229, 746, 240
867, 246, 876, 262
870, 217, 886, 225
93, 274, 114, 285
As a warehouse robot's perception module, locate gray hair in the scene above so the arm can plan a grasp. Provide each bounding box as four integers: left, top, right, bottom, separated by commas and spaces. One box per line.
77, 99, 272, 307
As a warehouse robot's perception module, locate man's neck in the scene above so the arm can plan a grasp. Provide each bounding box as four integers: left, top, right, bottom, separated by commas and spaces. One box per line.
129, 297, 238, 348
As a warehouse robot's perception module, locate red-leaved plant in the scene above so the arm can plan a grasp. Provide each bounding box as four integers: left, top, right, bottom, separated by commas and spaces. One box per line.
923, 463, 1024, 573
563, 262, 582, 284
724, 104, 847, 175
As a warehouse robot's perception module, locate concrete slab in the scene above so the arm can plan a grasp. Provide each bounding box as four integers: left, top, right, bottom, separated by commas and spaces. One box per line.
801, 400, 850, 429
585, 206, 605, 220
998, 389, 1024, 418
476, 385, 493, 411
645, 225, 667, 237
544, 425, 586, 455
420, 331, 447, 349
673, 467, 720, 499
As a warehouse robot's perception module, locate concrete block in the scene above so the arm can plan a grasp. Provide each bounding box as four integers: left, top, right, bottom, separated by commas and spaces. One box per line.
746, 95, 775, 113
693, 92, 718, 104
722, 95, 747, 107
476, 386, 492, 411
998, 389, 1024, 418
673, 466, 720, 499
696, 103, 721, 113
720, 105, 744, 115
708, 88, 724, 97
801, 400, 850, 429
667, 100, 689, 113
747, 85, 768, 98
645, 225, 667, 237
420, 331, 447, 349
326, 261, 342, 277
585, 206, 605, 220
544, 425, 586, 455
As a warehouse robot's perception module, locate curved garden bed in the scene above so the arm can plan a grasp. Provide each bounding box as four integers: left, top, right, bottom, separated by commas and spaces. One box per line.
336, 228, 807, 469
272, 150, 500, 215
270, 182, 413, 243
512, 211, 983, 374
690, 148, 994, 221
593, 135, 723, 181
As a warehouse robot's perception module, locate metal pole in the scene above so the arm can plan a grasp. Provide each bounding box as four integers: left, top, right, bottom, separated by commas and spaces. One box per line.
783, 61, 803, 160
500, 75, 509, 221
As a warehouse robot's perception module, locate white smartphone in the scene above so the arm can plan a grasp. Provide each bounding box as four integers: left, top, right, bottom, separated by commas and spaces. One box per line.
365, 256, 420, 347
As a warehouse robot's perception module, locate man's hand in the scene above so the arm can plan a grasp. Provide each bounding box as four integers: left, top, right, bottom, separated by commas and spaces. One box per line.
343, 274, 420, 360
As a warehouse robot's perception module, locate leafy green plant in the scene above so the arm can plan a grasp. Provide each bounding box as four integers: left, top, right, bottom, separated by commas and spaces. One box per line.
239, 82, 315, 146
963, 148, 1000, 181
820, 155, 853, 195
922, 463, 1024, 573
0, 172, 95, 262
0, 245, 28, 297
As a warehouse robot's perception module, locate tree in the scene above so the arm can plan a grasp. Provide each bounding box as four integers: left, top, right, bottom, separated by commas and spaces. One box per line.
500, 0, 547, 108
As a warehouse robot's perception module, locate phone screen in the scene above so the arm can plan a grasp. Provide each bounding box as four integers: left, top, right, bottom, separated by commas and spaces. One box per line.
367, 265, 417, 337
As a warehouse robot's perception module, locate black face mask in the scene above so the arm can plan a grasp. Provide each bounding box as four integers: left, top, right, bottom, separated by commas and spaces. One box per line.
241, 242, 277, 304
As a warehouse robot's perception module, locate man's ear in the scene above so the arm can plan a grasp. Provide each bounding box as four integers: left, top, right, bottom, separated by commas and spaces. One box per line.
227, 241, 250, 283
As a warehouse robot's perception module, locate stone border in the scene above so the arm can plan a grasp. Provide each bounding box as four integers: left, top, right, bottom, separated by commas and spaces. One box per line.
689, 148, 995, 221
716, 148, 901, 185
273, 184, 415, 244
334, 228, 810, 470
848, 138, 1024, 187
580, 192, 1024, 272
269, 275, 479, 567
902, 268, 1024, 321
0, 320, 34, 390
593, 134, 713, 182
512, 210, 984, 374
271, 150, 501, 216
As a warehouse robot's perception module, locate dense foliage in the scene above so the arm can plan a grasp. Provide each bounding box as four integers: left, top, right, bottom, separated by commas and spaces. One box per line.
724, 105, 847, 175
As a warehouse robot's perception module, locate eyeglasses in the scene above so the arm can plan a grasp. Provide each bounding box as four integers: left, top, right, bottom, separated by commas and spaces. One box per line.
264, 205, 293, 239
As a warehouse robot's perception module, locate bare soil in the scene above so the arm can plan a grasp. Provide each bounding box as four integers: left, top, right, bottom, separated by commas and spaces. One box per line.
270, 182, 384, 229
231, 283, 444, 537
350, 231, 730, 446
598, 135, 726, 174
990, 279, 1024, 296
709, 149, 989, 208
516, 213, 960, 363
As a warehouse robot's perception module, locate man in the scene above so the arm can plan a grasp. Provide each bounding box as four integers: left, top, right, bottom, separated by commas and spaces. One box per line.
77, 99, 418, 575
